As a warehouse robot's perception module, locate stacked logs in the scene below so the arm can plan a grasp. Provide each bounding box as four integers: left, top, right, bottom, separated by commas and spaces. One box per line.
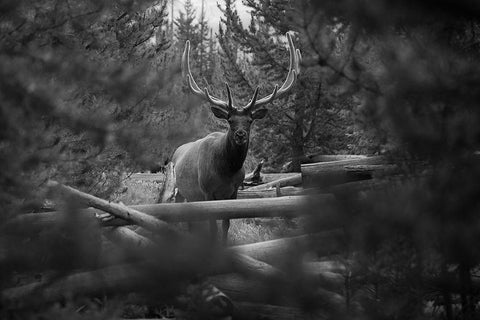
1, 154, 401, 318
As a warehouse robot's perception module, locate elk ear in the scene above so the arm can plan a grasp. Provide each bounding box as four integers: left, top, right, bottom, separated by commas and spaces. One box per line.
211, 106, 229, 119
252, 108, 268, 120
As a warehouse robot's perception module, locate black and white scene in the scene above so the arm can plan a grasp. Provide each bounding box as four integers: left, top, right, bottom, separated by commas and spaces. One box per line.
2, 0, 480, 319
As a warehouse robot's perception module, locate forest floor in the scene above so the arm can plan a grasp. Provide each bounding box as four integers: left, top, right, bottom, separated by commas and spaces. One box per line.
113, 173, 303, 245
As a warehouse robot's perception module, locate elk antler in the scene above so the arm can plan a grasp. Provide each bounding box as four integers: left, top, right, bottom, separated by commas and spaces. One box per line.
182, 40, 232, 112
182, 32, 301, 113
245, 32, 302, 111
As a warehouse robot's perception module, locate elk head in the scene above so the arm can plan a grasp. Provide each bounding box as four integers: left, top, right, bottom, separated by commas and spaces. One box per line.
181, 32, 302, 147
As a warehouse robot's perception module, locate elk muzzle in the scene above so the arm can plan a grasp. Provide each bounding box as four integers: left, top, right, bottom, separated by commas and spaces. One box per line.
233, 129, 248, 145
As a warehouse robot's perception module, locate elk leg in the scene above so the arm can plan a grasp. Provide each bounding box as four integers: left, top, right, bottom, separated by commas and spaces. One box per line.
222, 219, 230, 245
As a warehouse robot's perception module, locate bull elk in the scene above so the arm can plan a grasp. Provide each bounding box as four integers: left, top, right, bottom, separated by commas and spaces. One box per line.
173, 32, 301, 244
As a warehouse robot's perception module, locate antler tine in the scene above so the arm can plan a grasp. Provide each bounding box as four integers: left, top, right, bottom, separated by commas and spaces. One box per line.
295, 49, 302, 74
277, 32, 298, 93
182, 40, 229, 110
245, 86, 260, 110
204, 87, 228, 106
249, 32, 300, 110
225, 83, 233, 110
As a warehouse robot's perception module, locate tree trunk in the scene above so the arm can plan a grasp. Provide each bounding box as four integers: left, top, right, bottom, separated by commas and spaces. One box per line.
290, 106, 306, 172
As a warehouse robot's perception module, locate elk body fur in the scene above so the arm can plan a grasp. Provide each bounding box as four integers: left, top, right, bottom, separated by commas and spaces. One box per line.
173, 33, 301, 244
173, 131, 246, 202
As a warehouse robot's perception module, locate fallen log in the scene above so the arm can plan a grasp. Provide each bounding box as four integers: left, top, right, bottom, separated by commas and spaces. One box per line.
231, 229, 345, 267
301, 156, 388, 188
103, 195, 334, 227
4, 226, 253, 315
1, 263, 147, 308
103, 226, 156, 258
309, 154, 367, 163
207, 273, 290, 305
237, 186, 305, 199
303, 260, 348, 274
1, 263, 344, 313
237, 188, 277, 198
103, 227, 345, 293
102, 224, 289, 288
209, 273, 346, 312
245, 173, 302, 191
261, 172, 300, 183
4, 195, 335, 234
325, 178, 398, 198
233, 302, 315, 320
1, 263, 234, 317
282, 155, 367, 172
49, 182, 289, 286
345, 164, 398, 178
47, 181, 175, 235
103, 226, 344, 277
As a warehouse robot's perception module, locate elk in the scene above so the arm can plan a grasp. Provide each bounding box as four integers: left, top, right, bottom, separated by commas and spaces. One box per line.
173, 32, 301, 244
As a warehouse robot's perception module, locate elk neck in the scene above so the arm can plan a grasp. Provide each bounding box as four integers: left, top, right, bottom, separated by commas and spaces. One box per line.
219, 129, 249, 173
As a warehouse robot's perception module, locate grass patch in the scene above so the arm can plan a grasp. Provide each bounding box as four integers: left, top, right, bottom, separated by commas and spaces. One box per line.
112, 174, 164, 205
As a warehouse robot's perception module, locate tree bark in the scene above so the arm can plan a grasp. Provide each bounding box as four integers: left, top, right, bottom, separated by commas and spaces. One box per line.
324, 178, 398, 198
289, 102, 307, 173
237, 186, 305, 198
301, 156, 387, 188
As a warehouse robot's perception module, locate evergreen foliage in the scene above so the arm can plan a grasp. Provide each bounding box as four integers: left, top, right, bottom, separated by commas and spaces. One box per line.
216, 0, 370, 172
301, 1, 480, 318
0, 1, 176, 213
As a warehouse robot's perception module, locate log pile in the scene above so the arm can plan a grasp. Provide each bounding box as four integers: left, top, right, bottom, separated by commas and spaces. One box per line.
1, 154, 402, 318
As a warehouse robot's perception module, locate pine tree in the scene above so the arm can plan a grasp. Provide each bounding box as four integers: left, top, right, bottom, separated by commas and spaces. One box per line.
0, 1, 173, 211
174, 0, 199, 51
196, 0, 210, 76
219, 0, 341, 171
204, 28, 217, 82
